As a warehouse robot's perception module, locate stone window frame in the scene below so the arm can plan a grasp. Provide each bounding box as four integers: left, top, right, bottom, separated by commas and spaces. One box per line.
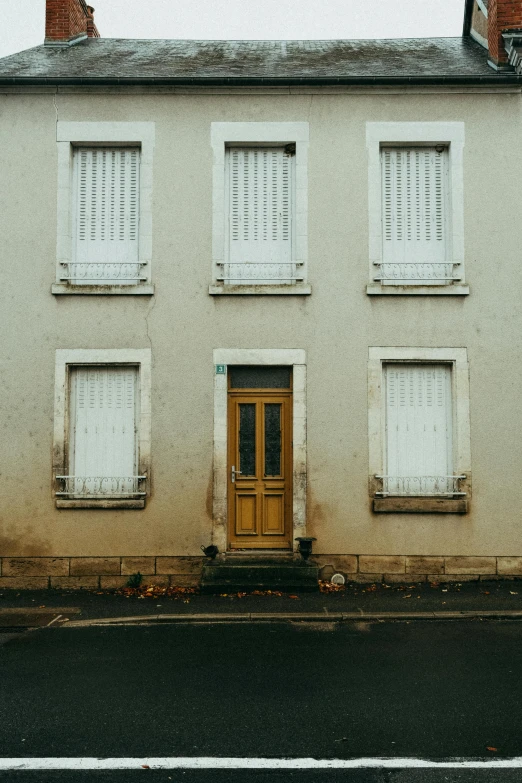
53, 348, 152, 508
210, 122, 311, 296
212, 349, 307, 552
366, 122, 469, 296
52, 122, 155, 296
368, 347, 471, 513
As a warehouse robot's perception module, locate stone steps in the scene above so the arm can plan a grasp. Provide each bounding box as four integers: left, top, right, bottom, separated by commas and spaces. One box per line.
201, 560, 319, 593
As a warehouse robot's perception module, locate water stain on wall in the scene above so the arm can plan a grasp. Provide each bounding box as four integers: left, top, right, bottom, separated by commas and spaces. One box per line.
0, 524, 52, 557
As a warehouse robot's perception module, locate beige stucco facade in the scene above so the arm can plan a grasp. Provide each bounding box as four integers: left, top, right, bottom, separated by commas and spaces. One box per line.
1, 85, 522, 583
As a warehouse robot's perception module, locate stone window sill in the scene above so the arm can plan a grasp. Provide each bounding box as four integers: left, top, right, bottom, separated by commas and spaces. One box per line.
373, 497, 468, 513
367, 285, 469, 296
209, 284, 311, 296
52, 284, 155, 296
56, 499, 146, 509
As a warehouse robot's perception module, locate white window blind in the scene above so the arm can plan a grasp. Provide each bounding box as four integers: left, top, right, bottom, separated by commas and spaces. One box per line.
380, 147, 452, 285
71, 148, 141, 285
68, 366, 138, 496
384, 364, 454, 495
224, 147, 296, 284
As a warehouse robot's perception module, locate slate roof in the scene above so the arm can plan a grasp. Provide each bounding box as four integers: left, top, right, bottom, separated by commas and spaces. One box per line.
0, 36, 517, 85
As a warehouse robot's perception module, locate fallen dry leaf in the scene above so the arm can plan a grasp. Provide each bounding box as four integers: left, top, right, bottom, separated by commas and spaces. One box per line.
289, 595, 299, 599
486, 747, 498, 752
116, 585, 198, 599
319, 581, 345, 593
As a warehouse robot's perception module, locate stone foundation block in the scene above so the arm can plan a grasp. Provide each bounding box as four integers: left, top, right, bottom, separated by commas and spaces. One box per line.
319, 565, 336, 581
444, 557, 496, 575
313, 555, 358, 573
428, 574, 480, 582
359, 555, 405, 574
350, 573, 383, 583
140, 575, 170, 587
156, 557, 203, 575
384, 573, 427, 583
71, 558, 120, 576
334, 555, 358, 573
480, 574, 514, 581
51, 576, 99, 590
497, 557, 522, 576
100, 576, 128, 589
2, 558, 69, 577
121, 557, 155, 576
406, 556, 444, 575
0, 576, 50, 590
168, 574, 200, 587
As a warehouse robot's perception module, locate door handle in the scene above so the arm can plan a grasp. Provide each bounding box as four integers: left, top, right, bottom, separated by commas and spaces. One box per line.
231, 465, 242, 483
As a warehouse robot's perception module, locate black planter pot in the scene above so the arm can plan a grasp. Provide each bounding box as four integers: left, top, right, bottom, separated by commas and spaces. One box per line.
295, 537, 317, 561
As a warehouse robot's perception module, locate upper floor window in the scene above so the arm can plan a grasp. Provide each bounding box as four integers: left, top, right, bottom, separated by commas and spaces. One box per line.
52, 122, 155, 296
379, 146, 452, 286
366, 123, 468, 296
210, 122, 310, 296
224, 146, 296, 286
70, 147, 141, 286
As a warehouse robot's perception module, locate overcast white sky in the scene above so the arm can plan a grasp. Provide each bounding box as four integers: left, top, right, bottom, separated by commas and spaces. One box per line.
0, 0, 465, 59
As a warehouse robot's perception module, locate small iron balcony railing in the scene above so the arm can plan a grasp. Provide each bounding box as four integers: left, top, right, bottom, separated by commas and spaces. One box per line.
217, 262, 303, 283
375, 475, 467, 497
373, 262, 461, 284
60, 262, 147, 283
56, 476, 146, 497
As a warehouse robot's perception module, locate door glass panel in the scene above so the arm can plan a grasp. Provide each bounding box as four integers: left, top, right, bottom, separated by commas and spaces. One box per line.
239, 404, 256, 476
230, 366, 291, 389
264, 404, 282, 476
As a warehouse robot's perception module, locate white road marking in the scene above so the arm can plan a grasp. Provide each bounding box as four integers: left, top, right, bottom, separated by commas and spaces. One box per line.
0, 758, 522, 770
46, 615, 63, 627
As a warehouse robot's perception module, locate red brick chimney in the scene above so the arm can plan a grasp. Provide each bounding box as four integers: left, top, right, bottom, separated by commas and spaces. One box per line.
488, 0, 522, 66
45, 0, 100, 45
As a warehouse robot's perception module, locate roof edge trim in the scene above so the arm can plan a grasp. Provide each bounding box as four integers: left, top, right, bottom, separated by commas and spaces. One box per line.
0, 75, 521, 87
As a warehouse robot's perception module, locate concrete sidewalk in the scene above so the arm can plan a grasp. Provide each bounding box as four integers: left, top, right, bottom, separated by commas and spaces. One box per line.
0, 578, 521, 626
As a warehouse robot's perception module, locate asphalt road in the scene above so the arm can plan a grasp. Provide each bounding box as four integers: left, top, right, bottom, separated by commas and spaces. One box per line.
3, 772, 522, 783
1, 620, 522, 782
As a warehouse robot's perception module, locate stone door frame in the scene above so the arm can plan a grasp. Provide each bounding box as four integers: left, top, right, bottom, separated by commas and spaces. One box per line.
213, 349, 307, 554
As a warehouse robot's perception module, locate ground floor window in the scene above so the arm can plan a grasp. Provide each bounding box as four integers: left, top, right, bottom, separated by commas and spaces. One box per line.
382, 363, 457, 497
368, 348, 471, 513
53, 349, 151, 508
64, 366, 141, 498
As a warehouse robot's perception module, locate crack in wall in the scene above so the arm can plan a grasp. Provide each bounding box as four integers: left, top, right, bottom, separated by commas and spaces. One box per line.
53, 89, 59, 138
145, 295, 157, 363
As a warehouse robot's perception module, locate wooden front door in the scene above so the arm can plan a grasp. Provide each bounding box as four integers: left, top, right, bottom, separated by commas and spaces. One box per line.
228, 376, 292, 550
